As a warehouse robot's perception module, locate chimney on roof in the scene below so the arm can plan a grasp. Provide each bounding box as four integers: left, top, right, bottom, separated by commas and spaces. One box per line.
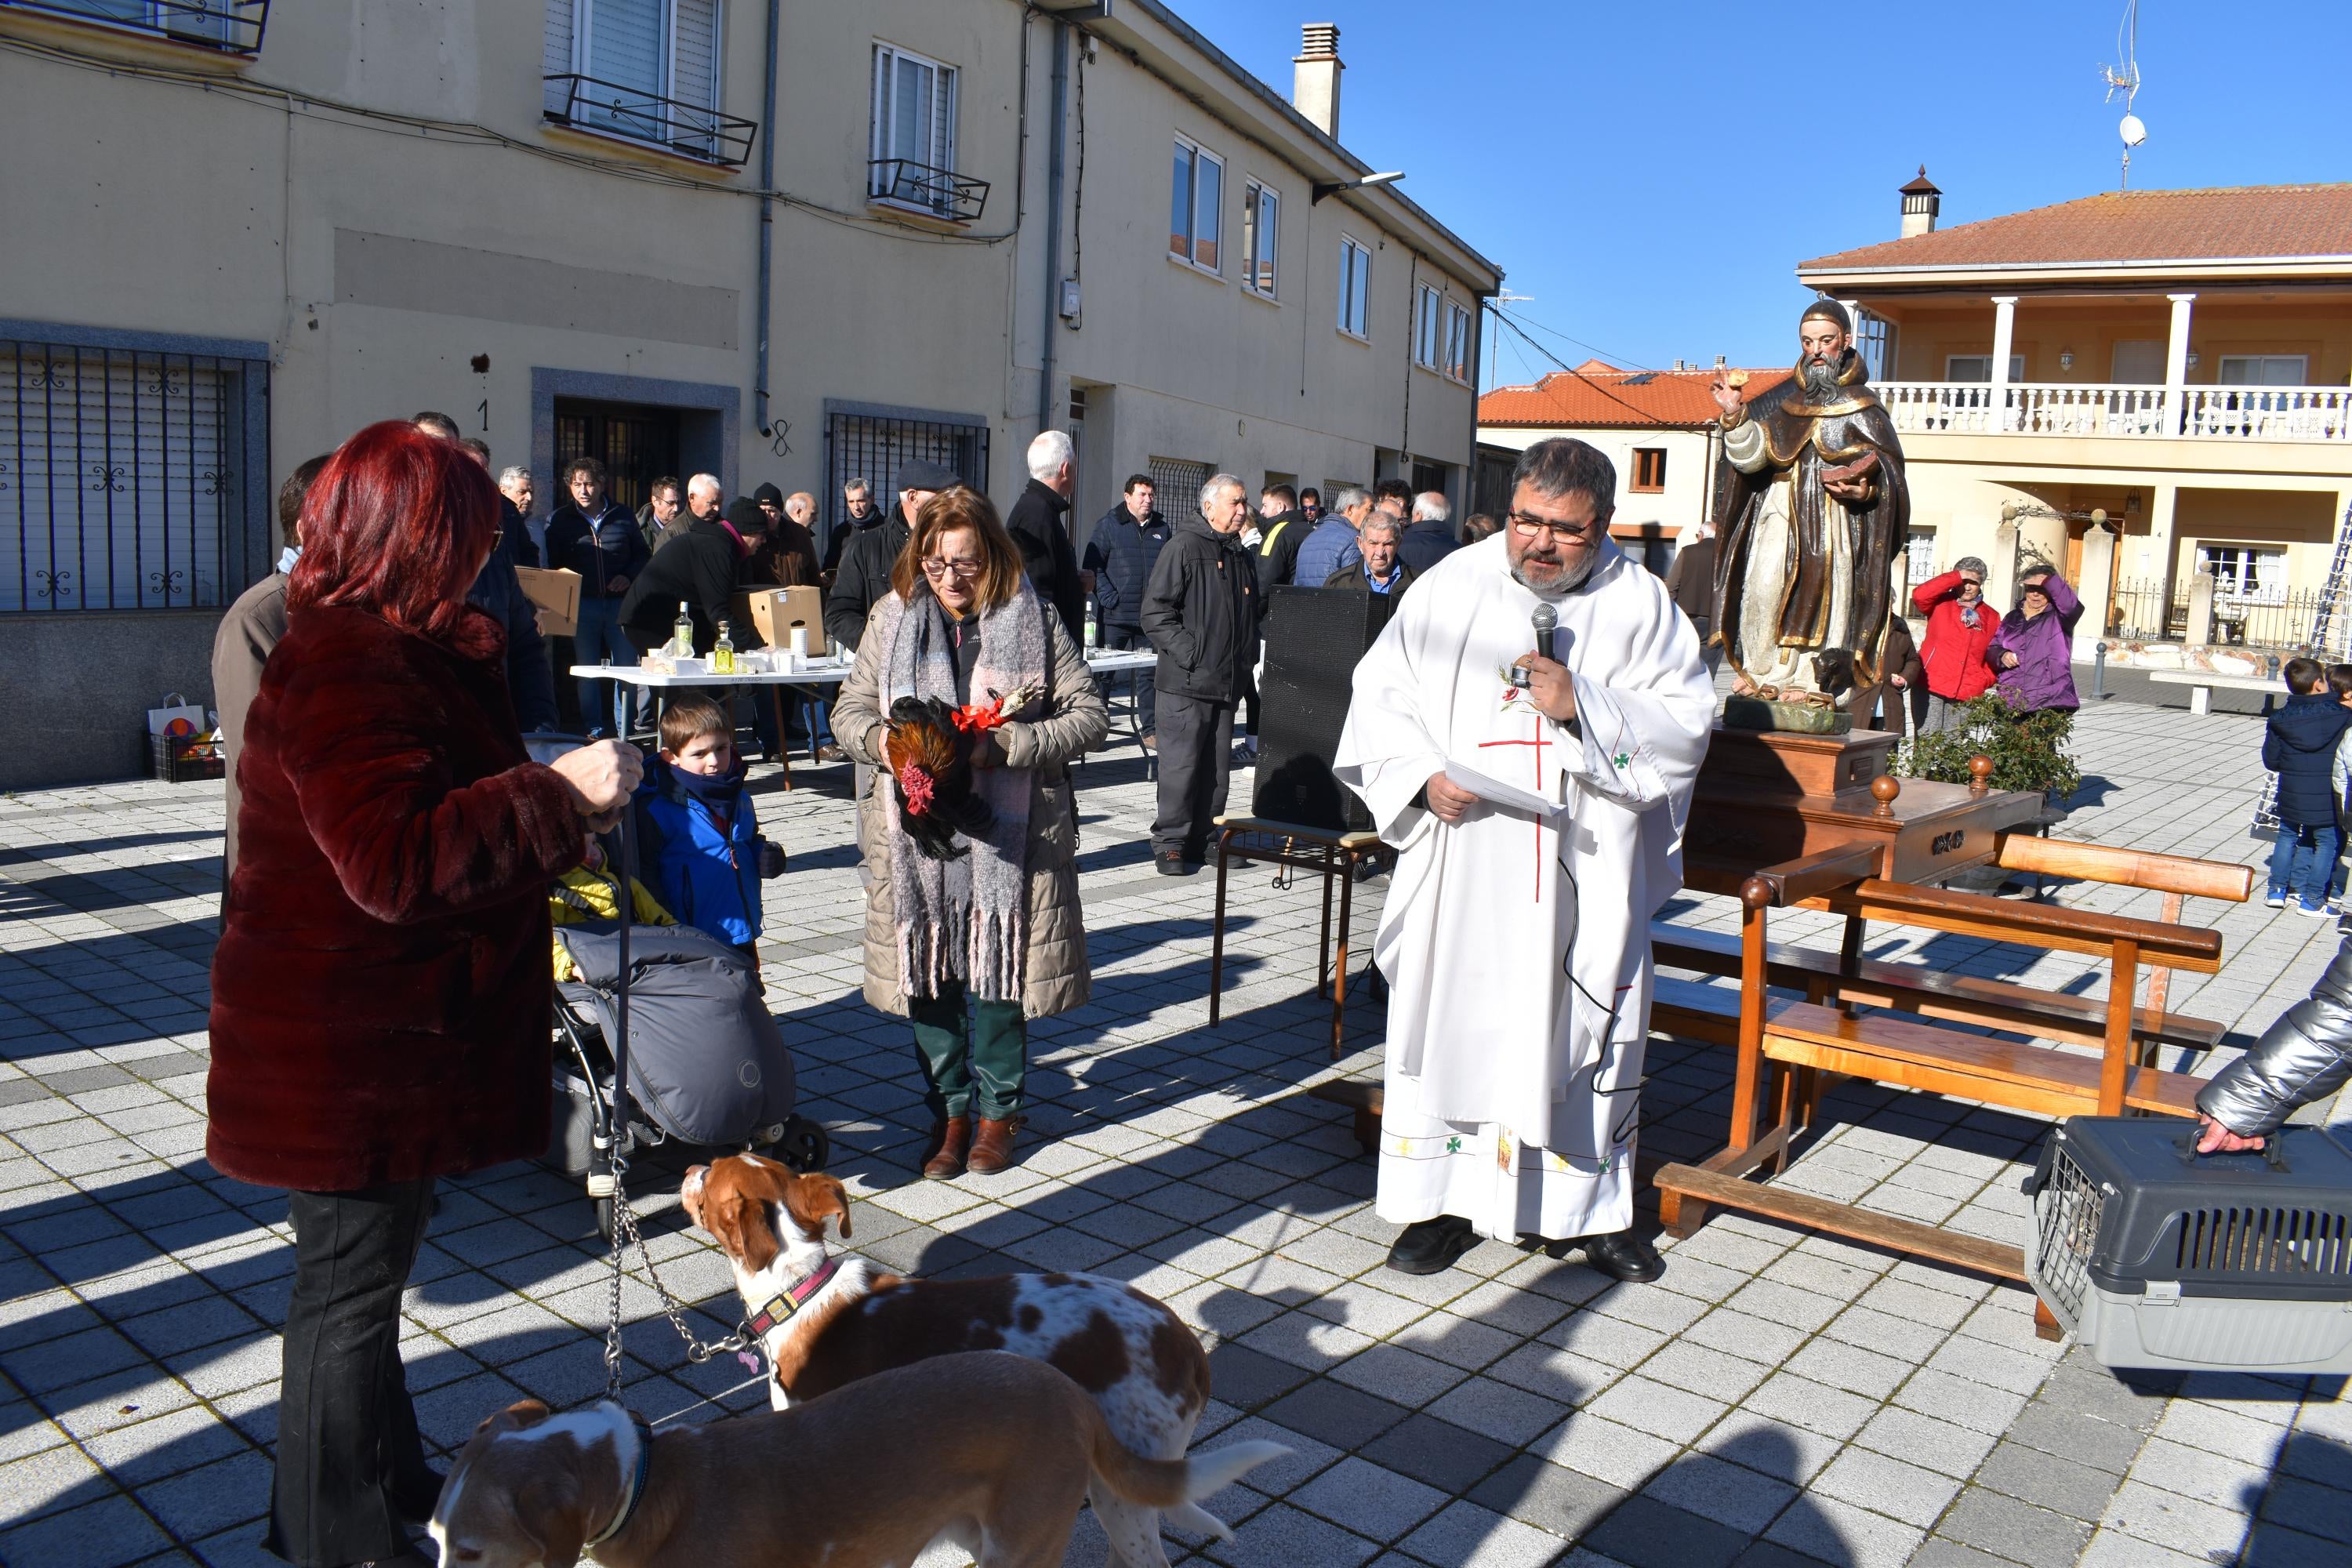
1293, 24, 1341, 139
1714, 354, 1726, 369
1900, 166, 1941, 238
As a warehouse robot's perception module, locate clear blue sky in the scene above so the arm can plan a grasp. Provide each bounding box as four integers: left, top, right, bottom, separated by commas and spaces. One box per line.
1168, 0, 2352, 386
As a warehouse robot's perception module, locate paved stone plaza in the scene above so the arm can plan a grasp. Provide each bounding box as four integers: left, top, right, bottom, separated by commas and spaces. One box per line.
1, 695, 2347, 1568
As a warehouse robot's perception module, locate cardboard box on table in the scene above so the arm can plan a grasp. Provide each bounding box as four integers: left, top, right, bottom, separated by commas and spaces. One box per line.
733, 586, 830, 655
515, 567, 582, 637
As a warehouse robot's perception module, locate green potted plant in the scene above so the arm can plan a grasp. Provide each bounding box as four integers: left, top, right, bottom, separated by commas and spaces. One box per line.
1896, 691, 2082, 890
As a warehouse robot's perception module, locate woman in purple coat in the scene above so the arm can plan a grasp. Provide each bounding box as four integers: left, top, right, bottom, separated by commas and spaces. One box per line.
1987, 567, 2083, 713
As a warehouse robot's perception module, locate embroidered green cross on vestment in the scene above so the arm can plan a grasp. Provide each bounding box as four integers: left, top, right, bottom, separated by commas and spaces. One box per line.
1446, 1135, 1463, 1153
1613, 752, 1631, 769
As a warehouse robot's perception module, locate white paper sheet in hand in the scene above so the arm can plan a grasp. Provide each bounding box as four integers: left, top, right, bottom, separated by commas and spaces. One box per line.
1443, 755, 1564, 818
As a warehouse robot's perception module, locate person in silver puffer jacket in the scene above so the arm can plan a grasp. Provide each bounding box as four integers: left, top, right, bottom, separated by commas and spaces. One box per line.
2197, 935, 2352, 1151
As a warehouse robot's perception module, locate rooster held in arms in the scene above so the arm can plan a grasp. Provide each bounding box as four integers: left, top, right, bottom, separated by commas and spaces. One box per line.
881, 681, 1041, 861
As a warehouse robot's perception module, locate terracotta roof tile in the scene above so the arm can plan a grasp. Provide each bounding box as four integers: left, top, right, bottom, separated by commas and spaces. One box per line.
1801, 183, 2352, 272
1479, 365, 1793, 430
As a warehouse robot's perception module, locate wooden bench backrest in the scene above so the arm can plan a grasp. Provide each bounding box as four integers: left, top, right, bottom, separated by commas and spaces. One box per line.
1803, 878, 2225, 972
1992, 835, 2255, 904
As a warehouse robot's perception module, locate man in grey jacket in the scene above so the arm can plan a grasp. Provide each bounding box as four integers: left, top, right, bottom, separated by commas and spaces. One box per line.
2197, 935, 2352, 1150
213, 456, 328, 884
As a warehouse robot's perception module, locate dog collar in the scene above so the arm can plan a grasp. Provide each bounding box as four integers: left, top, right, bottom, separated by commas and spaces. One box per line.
746, 1257, 841, 1336
583, 1406, 655, 1549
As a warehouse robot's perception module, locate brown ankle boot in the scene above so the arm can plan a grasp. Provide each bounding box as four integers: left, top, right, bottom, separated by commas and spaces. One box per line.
965, 1116, 1022, 1175
922, 1117, 971, 1180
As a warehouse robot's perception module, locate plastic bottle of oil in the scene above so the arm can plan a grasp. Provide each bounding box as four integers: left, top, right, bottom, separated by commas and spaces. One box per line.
712, 619, 737, 674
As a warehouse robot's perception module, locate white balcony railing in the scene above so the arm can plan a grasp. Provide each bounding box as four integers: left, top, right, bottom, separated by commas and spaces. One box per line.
1876, 381, 2351, 443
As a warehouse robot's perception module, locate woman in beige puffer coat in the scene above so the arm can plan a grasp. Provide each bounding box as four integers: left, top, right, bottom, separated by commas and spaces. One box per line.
833, 488, 1107, 1177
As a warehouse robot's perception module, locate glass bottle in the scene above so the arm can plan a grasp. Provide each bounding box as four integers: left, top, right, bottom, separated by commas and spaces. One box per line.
712, 619, 737, 675
1083, 594, 1099, 651
672, 601, 694, 658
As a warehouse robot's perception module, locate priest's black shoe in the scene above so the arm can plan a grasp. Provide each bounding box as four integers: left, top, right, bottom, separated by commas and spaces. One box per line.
1581, 1229, 1664, 1283
1386, 1214, 1479, 1275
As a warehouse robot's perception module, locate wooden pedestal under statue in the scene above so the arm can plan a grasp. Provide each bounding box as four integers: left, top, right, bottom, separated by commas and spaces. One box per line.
1682, 725, 2040, 895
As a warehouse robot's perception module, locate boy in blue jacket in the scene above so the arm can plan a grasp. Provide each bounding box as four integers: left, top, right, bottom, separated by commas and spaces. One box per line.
2263, 657, 2351, 914
636, 696, 786, 973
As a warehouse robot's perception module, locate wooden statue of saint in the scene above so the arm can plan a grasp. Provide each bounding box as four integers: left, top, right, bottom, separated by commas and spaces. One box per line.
1707, 299, 1909, 716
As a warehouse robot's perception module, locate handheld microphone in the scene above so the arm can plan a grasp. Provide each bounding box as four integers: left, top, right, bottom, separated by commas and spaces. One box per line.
1531, 602, 1560, 664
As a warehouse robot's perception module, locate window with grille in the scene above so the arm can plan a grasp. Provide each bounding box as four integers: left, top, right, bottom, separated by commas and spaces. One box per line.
2197, 544, 2288, 604
1444, 303, 1474, 383
544, 0, 731, 162
1904, 528, 1936, 587
1631, 448, 1667, 493
1338, 238, 1372, 339
870, 42, 961, 212
2, 338, 268, 614
1147, 459, 1214, 522
1414, 285, 1444, 370
1241, 180, 1279, 296
24, 1, 266, 53
1170, 138, 1223, 274
822, 401, 989, 543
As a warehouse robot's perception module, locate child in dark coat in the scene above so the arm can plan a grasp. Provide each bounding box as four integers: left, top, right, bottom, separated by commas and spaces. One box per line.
2263, 657, 2352, 913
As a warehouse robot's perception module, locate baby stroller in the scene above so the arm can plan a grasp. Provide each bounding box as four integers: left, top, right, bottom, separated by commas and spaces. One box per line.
528, 737, 828, 1238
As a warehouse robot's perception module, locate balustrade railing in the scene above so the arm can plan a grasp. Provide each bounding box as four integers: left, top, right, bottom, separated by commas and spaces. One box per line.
1875, 381, 2351, 443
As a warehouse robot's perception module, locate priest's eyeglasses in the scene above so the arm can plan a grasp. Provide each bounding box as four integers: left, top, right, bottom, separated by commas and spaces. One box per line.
920, 557, 985, 580
1507, 512, 1596, 541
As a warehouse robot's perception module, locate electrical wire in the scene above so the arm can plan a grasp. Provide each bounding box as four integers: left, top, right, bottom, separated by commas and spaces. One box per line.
1488, 308, 1679, 426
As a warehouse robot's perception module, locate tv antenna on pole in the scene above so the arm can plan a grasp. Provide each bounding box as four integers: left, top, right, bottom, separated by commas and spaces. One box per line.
2101, 0, 2146, 190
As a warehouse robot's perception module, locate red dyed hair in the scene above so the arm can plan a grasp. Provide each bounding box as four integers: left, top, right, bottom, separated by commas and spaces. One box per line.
289, 420, 499, 639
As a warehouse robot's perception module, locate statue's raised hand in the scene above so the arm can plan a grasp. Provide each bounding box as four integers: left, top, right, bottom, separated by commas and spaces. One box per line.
1708, 372, 1743, 415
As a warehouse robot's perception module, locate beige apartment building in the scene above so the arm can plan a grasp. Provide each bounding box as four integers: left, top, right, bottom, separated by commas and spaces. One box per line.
1800, 176, 2352, 657
0, 2, 1498, 784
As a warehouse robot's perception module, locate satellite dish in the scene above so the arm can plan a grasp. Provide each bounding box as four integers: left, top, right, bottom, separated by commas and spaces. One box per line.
2120, 113, 2147, 148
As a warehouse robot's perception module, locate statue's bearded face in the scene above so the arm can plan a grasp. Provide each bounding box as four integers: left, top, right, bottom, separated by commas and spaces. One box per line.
1505, 482, 1605, 595
1799, 322, 1849, 398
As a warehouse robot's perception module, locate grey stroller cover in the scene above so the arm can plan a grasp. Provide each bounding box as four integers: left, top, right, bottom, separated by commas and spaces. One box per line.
555, 924, 797, 1145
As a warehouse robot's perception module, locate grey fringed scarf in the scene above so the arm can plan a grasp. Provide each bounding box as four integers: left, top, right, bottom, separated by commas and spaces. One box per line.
873, 579, 1048, 1003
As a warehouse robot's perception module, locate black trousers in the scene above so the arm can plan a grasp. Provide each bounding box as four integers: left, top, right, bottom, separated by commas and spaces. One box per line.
1152, 690, 1236, 858
269, 1178, 438, 1566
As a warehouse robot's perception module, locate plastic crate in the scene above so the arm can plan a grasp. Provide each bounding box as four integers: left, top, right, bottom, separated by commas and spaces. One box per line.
149, 732, 225, 782
2024, 1117, 2352, 1373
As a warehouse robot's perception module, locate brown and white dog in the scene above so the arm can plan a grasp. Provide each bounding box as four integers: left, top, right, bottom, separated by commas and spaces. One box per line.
680, 1154, 1220, 1567
427, 1355, 1285, 1568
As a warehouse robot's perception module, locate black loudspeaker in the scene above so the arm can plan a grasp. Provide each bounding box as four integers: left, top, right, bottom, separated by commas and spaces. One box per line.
1253, 586, 1397, 831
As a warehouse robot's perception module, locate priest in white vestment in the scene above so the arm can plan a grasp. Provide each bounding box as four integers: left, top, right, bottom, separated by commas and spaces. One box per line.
1334, 438, 1713, 1279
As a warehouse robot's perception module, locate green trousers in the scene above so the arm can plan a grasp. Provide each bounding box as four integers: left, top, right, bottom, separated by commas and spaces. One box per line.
908, 982, 1027, 1121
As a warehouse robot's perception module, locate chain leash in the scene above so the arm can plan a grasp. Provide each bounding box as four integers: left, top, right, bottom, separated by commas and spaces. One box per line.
600, 1148, 757, 1403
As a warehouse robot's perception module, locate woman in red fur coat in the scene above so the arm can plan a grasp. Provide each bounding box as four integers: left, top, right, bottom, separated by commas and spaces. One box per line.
209, 421, 641, 1568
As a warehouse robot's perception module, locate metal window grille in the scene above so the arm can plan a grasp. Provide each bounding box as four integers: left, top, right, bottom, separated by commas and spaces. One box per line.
2, 339, 267, 614
14, 0, 267, 53
822, 405, 990, 543
1148, 459, 1213, 522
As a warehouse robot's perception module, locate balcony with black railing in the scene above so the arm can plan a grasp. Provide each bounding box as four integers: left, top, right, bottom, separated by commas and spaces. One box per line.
543, 74, 757, 169
4, 0, 268, 53
867, 159, 991, 224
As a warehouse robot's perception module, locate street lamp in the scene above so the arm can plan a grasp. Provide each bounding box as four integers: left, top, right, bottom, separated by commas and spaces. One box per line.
1312, 170, 1405, 204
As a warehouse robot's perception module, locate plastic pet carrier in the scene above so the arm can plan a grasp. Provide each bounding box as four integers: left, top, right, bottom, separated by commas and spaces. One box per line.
2023, 1116, 2352, 1374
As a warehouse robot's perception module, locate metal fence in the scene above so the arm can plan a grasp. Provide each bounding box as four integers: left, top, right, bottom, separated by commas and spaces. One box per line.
2107, 576, 2325, 651
16, 0, 267, 53
821, 402, 990, 545
2, 338, 270, 614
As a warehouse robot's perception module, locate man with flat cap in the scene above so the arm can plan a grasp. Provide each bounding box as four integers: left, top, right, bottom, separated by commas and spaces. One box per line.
1708, 299, 1909, 712
826, 458, 956, 652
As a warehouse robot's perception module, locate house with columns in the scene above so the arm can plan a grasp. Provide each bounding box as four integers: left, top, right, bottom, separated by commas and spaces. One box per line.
1799, 176, 2352, 657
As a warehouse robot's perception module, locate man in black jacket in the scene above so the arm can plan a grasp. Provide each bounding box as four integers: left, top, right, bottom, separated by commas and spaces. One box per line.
1397, 492, 1461, 575
1083, 474, 1171, 746
466, 511, 561, 735
826, 459, 951, 651
1007, 430, 1087, 643
1142, 472, 1258, 874
620, 473, 740, 655
544, 456, 652, 737
824, 476, 883, 576
1251, 483, 1309, 593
